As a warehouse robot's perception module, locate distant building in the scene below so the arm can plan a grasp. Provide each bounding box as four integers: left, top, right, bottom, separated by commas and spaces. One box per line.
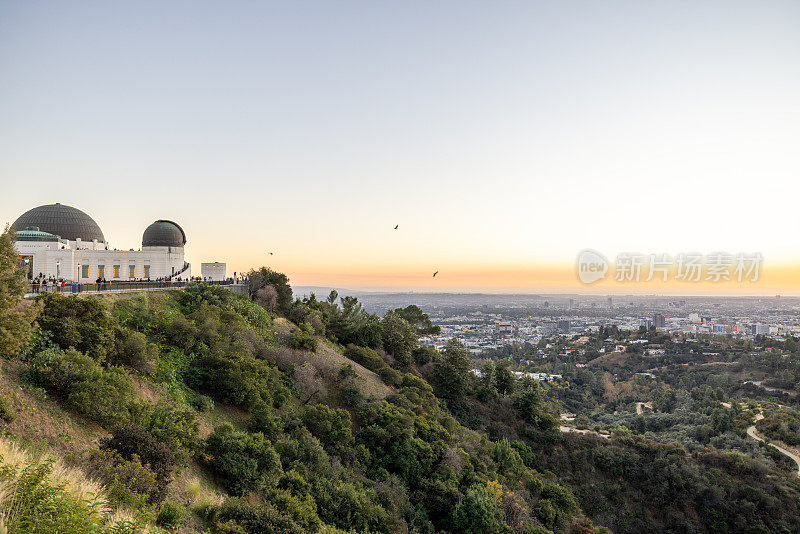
557, 320, 570, 334
653, 313, 666, 328
201, 262, 227, 281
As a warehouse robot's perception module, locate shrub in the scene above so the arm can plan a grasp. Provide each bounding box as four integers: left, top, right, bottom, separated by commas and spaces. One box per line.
147, 402, 199, 455
312, 476, 394, 533
31, 348, 140, 427
188, 347, 288, 408
163, 314, 198, 351
413, 347, 437, 366
104, 424, 175, 499
451, 484, 510, 534
0, 456, 136, 533
112, 329, 157, 370
0, 394, 15, 422
289, 328, 317, 351
343, 344, 385, 374
265, 488, 321, 532
248, 403, 282, 441
80, 447, 159, 509
340, 380, 364, 408
274, 428, 329, 475
213, 498, 305, 534
378, 366, 402, 387
205, 424, 282, 496
299, 404, 354, 454
156, 501, 186, 529
36, 293, 117, 359
190, 393, 215, 413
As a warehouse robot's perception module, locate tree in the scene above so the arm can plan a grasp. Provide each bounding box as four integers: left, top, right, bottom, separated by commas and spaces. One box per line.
392, 305, 440, 336
246, 267, 292, 315
381, 311, 418, 367
494, 362, 515, 395
432, 339, 472, 405
0, 225, 39, 358
513, 378, 556, 432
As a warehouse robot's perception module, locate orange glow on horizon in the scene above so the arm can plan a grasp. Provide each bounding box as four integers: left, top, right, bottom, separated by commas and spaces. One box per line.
248, 261, 800, 295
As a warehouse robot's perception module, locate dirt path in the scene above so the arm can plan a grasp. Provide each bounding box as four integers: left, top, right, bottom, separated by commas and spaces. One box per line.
635, 401, 652, 415
559, 425, 610, 439
747, 413, 800, 477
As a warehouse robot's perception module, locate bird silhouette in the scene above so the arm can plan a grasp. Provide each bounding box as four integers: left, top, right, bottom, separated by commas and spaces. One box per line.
433, 271, 438, 277
268, 252, 274, 255
394, 225, 399, 230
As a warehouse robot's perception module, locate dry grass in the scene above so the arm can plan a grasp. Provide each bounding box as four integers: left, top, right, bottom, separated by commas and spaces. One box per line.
269, 318, 391, 401
0, 437, 143, 527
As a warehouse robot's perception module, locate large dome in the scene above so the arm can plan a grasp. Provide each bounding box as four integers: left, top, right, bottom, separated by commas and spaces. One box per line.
142, 220, 186, 247
12, 203, 105, 242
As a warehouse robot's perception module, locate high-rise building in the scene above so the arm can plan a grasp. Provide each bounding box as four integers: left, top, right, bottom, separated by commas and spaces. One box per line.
653, 313, 666, 328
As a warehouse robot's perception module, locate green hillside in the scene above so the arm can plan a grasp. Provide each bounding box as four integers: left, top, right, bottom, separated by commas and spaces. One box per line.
2, 230, 800, 533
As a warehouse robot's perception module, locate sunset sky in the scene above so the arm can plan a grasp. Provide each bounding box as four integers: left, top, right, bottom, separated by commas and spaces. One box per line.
1, 2, 799, 293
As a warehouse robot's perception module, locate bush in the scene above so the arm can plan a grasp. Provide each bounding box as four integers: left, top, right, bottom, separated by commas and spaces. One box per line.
112, 329, 157, 370
413, 347, 438, 366
188, 348, 288, 408
104, 424, 175, 499
343, 344, 386, 374
0, 394, 15, 422
36, 293, 117, 360
190, 393, 215, 413
80, 447, 159, 509
340, 380, 364, 408
213, 498, 305, 534
156, 500, 186, 529
299, 404, 354, 454
205, 423, 283, 496
147, 402, 199, 455
248, 403, 283, 441
378, 366, 402, 387
0, 456, 137, 533
31, 348, 140, 427
289, 328, 317, 351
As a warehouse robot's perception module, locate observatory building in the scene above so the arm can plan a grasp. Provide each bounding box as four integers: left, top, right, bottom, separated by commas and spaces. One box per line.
12, 203, 191, 281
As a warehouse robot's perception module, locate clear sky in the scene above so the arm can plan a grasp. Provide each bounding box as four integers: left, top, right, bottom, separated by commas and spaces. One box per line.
1, 1, 799, 293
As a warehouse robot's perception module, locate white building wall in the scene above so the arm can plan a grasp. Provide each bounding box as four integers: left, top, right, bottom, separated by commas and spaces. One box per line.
201, 263, 226, 281
15, 241, 188, 281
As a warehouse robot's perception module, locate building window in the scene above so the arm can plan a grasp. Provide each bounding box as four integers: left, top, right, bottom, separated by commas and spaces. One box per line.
81, 265, 89, 279
144, 265, 150, 279
113, 265, 120, 278
98, 265, 105, 279
129, 265, 135, 279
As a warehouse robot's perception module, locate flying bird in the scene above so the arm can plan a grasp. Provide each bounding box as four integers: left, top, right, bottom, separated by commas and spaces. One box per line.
433, 271, 438, 277
394, 225, 399, 230
268, 252, 274, 255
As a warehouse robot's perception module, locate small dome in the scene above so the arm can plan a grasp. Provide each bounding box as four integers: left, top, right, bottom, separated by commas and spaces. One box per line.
15, 226, 61, 242
142, 220, 186, 247
12, 203, 105, 242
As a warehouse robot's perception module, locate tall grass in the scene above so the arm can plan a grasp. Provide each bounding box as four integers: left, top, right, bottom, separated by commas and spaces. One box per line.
0, 437, 154, 533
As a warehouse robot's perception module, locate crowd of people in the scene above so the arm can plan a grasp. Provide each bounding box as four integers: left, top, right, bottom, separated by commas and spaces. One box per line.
26, 273, 243, 294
